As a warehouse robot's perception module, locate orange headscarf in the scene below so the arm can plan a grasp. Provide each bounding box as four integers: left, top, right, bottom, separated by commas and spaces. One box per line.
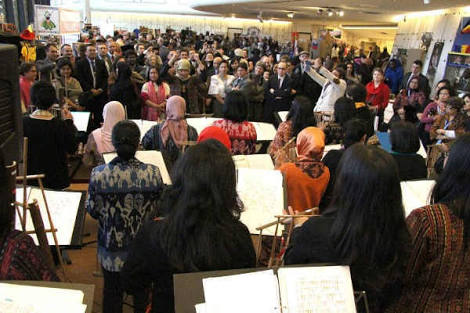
295, 127, 326, 178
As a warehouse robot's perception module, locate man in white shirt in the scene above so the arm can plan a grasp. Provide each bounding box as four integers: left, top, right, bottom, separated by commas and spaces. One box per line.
307, 58, 346, 113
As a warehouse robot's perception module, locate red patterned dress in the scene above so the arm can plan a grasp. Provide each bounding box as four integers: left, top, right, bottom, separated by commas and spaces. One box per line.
212, 119, 257, 155
386, 204, 470, 313
0, 230, 59, 281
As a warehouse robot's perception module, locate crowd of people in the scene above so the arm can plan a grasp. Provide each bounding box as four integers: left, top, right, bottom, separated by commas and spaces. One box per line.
1, 26, 470, 313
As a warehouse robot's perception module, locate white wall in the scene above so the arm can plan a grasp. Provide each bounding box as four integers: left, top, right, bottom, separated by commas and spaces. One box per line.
392, 7, 469, 90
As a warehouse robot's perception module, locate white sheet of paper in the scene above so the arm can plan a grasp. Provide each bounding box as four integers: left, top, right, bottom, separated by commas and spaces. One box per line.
129, 119, 159, 141
195, 303, 207, 313
401, 180, 435, 217
0, 283, 85, 313
14, 188, 82, 245
186, 117, 220, 135
237, 168, 284, 235
277, 111, 289, 122
103, 151, 172, 185
252, 122, 277, 141
203, 270, 281, 313
323, 144, 342, 158
186, 118, 276, 141
383, 102, 394, 124
233, 154, 274, 170
278, 266, 356, 313
71, 111, 90, 132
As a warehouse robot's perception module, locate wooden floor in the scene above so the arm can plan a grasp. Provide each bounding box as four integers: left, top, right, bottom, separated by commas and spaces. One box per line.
61, 183, 135, 313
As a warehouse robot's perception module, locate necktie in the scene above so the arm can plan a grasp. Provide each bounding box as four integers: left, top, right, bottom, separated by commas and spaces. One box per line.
92, 59, 96, 72
279, 77, 283, 89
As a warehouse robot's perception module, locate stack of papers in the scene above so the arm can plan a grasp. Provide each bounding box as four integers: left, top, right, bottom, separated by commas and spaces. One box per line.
401, 180, 435, 217
0, 283, 86, 313
233, 154, 274, 170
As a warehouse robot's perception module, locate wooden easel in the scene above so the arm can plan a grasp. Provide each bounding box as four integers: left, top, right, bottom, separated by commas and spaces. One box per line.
14, 138, 67, 278
256, 211, 318, 268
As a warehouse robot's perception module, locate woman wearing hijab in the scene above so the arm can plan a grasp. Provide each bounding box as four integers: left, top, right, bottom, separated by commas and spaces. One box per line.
278, 127, 330, 213
142, 96, 198, 171
83, 101, 126, 167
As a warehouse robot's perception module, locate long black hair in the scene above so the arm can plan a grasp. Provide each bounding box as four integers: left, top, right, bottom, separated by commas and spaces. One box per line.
431, 134, 470, 247
286, 96, 316, 137
326, 144, 409, 290
158, 139, 244, 271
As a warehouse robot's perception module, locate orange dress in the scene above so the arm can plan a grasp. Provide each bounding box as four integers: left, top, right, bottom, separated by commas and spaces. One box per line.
279, 163, 330, 213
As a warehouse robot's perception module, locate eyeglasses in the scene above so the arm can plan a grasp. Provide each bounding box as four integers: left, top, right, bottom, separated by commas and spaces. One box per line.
278, 67, 286, 70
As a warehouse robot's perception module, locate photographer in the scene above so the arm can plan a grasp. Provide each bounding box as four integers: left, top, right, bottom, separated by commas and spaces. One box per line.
419, 86, 451, 147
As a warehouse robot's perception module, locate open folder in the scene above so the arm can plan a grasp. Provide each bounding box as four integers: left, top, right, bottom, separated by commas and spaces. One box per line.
201, 266, 356, 313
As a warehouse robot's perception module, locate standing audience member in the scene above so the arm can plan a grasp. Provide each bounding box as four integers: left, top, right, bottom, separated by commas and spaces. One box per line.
366, 68, 391, 114
292, 51, 322, 106
121, 140, 256, 313
389, 121, 427, 181
19, 62, 37, 112
387, 134, 470, 313
226, 63, 256, 119
0, 150, 59, 281
308, 58, 347, 114
384, 59, 404, 95
110, 62, 142, 119
212, 91, 257, 155
87, 120, 163, 313
142, 96, 198, 171
285, 144, 410, 313
207, 60, 234, 117
393, 77, 426, 123
75, 45, 109, 129
141, 66, 170, 121
401, 60, 430, 97
23, 81, 78, 189
278, 127, 330, 213
36, 44, 59, 82
264, 61, 292, 122
83, 101, 126, 167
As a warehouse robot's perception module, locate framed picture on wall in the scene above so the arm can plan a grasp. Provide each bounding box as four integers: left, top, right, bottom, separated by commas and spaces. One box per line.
426, 41, 444, 89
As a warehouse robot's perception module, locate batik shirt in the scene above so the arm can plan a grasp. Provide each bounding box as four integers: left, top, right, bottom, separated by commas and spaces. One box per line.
86, 157, 163, 272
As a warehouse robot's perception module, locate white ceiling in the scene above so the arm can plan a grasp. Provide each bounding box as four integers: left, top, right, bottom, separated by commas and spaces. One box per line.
191, 0, 470, 24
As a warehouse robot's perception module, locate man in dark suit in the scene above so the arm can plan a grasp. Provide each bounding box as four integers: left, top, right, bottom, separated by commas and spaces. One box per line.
401, 60, 431, 97
74, 44, 108, 129
291, 51, 322, 109
265, 61, 292, 122
97, 42, 113, 75
226, 62, 258, 120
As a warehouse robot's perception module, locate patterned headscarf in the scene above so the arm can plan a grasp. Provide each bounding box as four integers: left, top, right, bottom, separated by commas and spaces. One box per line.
295, 127, 326, 178
160, 96, 188, 148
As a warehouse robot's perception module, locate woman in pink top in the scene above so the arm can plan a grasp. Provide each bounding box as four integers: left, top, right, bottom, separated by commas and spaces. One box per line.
19, 63, 37, 112
212, 91, 257, 155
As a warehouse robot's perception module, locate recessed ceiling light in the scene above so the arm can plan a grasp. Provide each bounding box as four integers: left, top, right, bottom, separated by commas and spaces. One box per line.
338, 11, 344, 17
287, 12, 294, 18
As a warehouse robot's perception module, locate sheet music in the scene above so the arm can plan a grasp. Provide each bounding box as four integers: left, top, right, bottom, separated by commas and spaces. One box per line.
383, 102, 394, 124
129, 119, 159, 141
401, 180, 435, 217
203, 270, 281, 313
186, 118, 277, 141
252, 122, 277, 141
0, 283, 86, 313
70, 112, 90, 132
14, 188, 82, 245
186, 117, 220, 134
277, 111, 289, 123
277, 266, 356, 313
237, 168, 284, 235
233, 154, 274, 170
103, 151, 172, 185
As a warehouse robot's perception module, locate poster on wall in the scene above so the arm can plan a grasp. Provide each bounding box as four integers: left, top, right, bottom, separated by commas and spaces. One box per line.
35, 5, 60, 35
427, 41, 444, 89
59, 9, 80, 34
